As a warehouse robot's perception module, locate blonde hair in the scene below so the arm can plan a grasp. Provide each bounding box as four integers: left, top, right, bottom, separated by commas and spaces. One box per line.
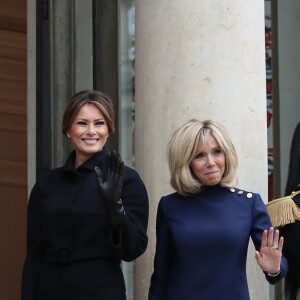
167, 119, 238, 196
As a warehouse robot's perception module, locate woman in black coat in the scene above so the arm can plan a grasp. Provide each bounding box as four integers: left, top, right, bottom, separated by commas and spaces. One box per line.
21, 90, 149, 300
280, 121, 300, 300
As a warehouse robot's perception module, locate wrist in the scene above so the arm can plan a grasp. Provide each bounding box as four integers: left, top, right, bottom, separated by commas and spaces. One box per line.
116, 199, 125, 216
267, 270, 280, 277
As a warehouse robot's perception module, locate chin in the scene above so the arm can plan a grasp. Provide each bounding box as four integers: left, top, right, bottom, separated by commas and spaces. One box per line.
85, 146, 103, 153
206, 179, 221, 186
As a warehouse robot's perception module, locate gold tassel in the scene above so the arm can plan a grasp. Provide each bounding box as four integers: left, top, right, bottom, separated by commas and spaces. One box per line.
266, 191, 300, 228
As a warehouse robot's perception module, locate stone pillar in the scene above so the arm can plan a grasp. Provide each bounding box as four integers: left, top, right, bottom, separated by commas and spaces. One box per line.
134, 1, 268, 299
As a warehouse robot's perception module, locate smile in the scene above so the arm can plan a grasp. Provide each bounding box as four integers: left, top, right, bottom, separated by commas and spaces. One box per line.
82, 139, 99, 144
205, 171, 218, 175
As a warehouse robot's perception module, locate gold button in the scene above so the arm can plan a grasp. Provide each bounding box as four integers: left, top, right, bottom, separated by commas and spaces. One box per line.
238, 191, 243, 195
230, 188, 235, 192
247, 193, 252, 198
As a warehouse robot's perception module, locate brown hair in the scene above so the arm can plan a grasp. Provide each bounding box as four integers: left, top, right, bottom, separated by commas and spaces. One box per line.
62, 90, 115, 136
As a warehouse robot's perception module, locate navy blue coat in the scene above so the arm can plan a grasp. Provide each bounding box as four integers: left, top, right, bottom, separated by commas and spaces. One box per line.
149, 184, 288, 300
21, 149, 149, 300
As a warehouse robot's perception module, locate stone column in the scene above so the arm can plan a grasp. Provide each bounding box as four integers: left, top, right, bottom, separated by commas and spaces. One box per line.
134, 1, 268, 299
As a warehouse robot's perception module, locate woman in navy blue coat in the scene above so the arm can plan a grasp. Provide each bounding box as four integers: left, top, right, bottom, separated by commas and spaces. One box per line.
21, 90, 149, 300
149, 119, 287, 300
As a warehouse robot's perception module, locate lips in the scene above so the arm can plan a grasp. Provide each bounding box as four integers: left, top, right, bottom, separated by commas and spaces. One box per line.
82, 139, 99, 145
205, 171, 218, 175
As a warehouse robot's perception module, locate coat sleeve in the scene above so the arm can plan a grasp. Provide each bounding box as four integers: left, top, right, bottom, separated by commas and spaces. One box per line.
148, 197, 172, 300
112, 167, 149, 261
280, 219, 300, 295
21, 183, 43, 300
250, 193, 288, 284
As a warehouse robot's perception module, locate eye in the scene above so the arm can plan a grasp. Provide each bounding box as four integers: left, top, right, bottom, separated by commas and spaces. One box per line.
194, 152, 205, 160
95, 120, 106, 126
212, 148, 222, 156
76, 120, 87, 126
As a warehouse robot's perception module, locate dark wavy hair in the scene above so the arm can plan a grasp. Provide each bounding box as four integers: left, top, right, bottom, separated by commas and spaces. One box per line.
62, 90, 115, 137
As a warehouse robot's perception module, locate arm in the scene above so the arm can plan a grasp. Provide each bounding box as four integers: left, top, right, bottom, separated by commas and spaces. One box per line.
280, 221, 300, 264
116, 166, 149, 261
21, 184, 42, 300
280, 195, 300, 261
280, 221, 300, 297
250, 194, 288, 284
95, 151, 149, 261
149, 198, 172, 300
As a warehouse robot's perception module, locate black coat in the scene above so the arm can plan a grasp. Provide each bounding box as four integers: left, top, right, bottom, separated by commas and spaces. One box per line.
280, 194, 300, 300
21, 149, 149, 300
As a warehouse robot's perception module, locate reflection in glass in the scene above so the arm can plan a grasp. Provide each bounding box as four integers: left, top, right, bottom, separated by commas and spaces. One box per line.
119, 1, 136, 299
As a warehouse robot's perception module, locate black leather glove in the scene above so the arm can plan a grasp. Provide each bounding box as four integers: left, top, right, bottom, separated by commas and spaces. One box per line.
95, 151, 125, 231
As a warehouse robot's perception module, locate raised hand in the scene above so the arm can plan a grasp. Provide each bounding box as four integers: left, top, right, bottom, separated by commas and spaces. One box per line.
95, 151, 125, 230
255, 227, 283, 276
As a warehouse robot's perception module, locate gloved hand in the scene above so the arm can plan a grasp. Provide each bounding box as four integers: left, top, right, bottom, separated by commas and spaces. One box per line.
95, 151, 125, 231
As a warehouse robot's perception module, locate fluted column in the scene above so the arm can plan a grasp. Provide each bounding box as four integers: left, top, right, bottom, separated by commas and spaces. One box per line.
134, 1, 268, 299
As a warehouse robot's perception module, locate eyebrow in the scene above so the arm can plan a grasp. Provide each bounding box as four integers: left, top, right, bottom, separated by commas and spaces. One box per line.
75, 118, 105, 121
194, 146, 221, 154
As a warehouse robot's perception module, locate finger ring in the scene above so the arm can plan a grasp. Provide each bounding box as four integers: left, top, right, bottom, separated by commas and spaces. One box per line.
271, 243, 279, 250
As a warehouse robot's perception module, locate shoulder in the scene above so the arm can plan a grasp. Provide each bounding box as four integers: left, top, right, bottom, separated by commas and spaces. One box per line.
34, 167, 65, 189
124, 165, 145, 186
227, 186, 261, 201
157, 192, 184, 209
124, 165, 141, 179
123, 165, 144, 185
293, 194, 300, 207
123, 165, 148, 195
160, 192, 183, 202
39, 167, 64, 180
28, 167, 65, 202
226, 186, 265, 211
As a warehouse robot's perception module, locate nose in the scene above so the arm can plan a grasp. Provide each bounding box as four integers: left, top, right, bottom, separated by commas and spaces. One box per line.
206, 154, 215, 166
87, 124, 96, 135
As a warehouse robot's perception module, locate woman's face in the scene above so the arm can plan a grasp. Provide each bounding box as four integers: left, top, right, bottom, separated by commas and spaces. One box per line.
190, 134, 225, 186
67, 103, 109, 167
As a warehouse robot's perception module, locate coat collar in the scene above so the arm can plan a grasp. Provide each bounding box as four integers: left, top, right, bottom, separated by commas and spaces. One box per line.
63, 148, 108, 173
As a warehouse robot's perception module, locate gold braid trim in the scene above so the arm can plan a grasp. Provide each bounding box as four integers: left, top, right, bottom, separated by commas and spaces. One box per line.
266, 191, 300, 228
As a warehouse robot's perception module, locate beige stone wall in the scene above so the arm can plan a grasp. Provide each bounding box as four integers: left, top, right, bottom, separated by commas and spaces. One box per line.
134, 1, 268, 299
